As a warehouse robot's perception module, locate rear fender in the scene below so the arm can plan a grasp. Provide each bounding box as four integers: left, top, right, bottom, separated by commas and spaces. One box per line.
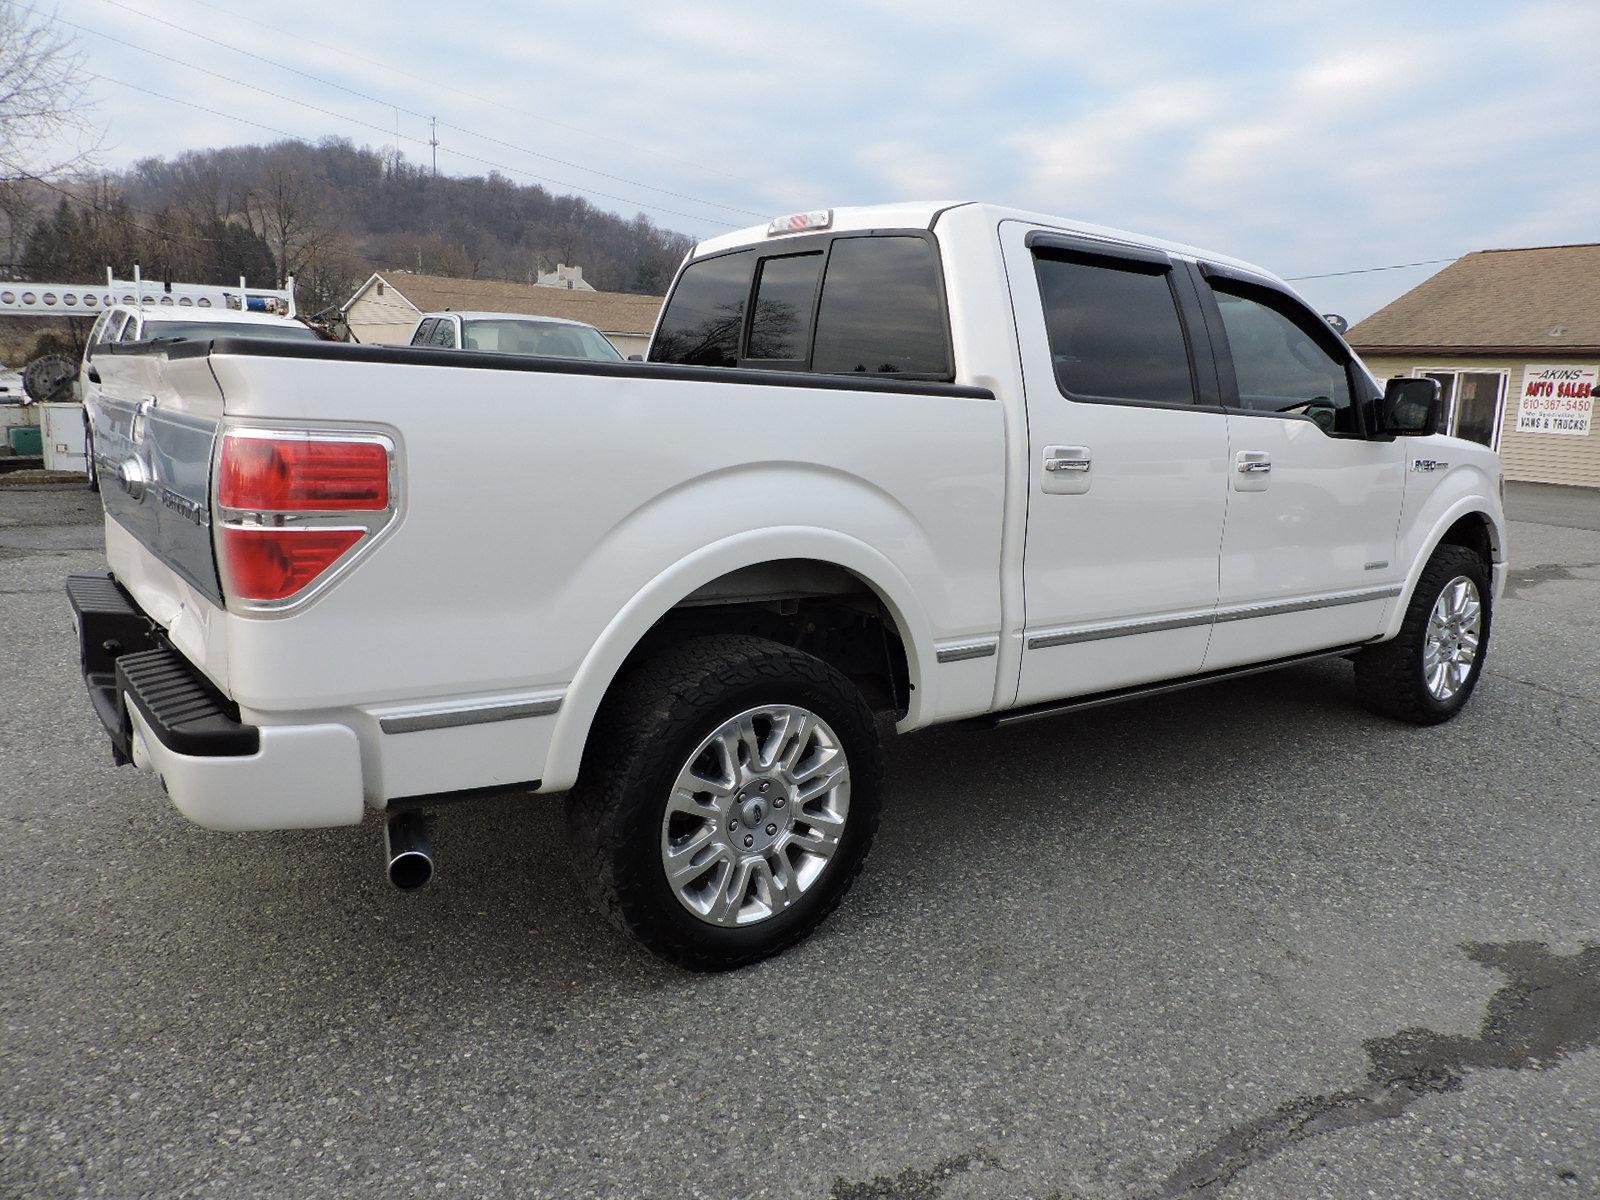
538, 528, 934, 793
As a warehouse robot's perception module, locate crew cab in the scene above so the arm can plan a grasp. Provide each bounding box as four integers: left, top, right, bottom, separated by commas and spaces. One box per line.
69, 202, 1506, 969
408, 310, 624, 361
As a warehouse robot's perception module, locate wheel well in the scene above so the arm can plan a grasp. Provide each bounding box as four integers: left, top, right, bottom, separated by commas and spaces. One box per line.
1437, 512, 1496, 571
621, 559, 912, 716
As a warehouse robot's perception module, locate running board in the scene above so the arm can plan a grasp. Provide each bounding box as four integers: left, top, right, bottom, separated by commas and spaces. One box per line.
987, 643, 1369, 729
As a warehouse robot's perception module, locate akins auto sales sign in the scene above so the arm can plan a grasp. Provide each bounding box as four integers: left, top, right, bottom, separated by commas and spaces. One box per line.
1515, 364, 1596, 435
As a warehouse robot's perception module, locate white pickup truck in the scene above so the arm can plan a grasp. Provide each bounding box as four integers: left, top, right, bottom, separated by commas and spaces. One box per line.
71, 202, 1506, 969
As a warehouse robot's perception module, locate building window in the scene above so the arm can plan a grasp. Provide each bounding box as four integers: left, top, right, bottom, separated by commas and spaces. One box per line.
1414, 369, 1507, 449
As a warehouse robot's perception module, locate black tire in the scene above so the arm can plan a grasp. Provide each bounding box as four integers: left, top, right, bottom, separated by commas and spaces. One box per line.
565, 635, 883, 971
22, 353, 77, 405
1354, 544, 1491, 724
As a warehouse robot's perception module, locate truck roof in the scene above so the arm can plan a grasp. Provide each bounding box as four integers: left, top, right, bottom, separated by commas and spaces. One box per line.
419, 310, 602, 330
133, 306, 305, 327
692, 201, 1282, 286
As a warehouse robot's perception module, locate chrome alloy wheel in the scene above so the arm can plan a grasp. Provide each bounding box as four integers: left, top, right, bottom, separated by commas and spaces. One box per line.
1423, 575, 1482, 701
660, 704, 850, 927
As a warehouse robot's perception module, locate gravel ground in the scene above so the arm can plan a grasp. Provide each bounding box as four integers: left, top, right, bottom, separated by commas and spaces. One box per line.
2, 482, 1597, 1200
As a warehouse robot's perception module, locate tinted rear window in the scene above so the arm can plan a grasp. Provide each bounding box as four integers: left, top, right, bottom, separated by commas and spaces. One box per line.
810, 237, 948, 376
1034, 255, 1193, 404
650, 250, 754, 367
747, 252, 822, 361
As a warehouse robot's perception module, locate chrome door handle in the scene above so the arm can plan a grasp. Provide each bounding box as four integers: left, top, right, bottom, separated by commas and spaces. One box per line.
1042, 445, 1092, 493
1236, 452, 1271, 474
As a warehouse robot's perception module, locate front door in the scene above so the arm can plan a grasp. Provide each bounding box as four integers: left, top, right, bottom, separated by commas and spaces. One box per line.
1003, 223, 1231, 706
1191, 264, 1407, 670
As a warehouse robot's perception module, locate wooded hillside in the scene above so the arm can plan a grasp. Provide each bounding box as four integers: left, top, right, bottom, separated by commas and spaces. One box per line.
6, 138, 698, 314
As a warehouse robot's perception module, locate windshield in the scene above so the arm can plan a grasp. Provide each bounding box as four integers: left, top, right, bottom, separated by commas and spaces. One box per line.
461, 318, 622, 361
140, 321, 320, 343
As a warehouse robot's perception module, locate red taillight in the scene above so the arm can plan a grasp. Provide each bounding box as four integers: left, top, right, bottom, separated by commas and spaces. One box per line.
219, 435, 388, 511
221, 527, 364, 601
215, 431, 394, 605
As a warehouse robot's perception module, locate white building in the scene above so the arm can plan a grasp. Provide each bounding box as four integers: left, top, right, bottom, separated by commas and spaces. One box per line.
535, 264, 595, 290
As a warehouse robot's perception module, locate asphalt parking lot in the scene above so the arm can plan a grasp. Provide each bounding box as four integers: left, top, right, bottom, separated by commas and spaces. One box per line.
3, 480, 1598, 1200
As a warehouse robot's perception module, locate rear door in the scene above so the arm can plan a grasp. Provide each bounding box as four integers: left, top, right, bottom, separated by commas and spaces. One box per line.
1189, 263, 1405, 669
1003, 223, 1231, 705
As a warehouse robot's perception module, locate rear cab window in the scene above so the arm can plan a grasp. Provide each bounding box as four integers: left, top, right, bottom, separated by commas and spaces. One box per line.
649, 232, 952, 380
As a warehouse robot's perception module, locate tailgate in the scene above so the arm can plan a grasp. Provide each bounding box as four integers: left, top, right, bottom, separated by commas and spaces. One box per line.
87, 343, 228, 628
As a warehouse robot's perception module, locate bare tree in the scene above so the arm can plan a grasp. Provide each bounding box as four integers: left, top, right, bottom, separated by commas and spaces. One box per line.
0, 1, 100, 180
0, 2, 101, 271
242, 154, 339, 285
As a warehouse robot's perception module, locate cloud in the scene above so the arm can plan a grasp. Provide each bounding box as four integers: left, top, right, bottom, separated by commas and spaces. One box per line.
31, 0, 1600, 320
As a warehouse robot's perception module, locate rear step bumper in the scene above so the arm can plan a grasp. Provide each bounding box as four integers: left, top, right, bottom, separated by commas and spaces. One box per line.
67, 573, 364, 830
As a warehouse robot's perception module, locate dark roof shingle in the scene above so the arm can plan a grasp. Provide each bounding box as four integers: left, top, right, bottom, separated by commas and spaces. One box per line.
1348, 243, 1600, 354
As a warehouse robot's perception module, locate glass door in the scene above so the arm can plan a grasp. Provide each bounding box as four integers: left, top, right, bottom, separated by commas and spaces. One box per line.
1454, 373, 1505, 447
1415, 370, 1506, 448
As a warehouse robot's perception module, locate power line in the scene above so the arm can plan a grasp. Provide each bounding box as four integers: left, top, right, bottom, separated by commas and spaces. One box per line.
81, 65, 739, 228
170, 0, 755, 188
1284, 257, 1458, 282
76, 0, 765, 221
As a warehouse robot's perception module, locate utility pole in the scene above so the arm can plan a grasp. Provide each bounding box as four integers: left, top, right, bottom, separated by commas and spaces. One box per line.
430, 117, 439, 176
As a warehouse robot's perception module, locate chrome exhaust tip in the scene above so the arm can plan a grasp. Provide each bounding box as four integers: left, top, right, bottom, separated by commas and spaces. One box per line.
384, 810, 433, 890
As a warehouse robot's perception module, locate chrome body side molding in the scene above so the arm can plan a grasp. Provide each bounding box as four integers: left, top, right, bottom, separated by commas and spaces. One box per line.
935, 636, 1000, 663
1024, 586, 1401, 650
379, 691, 565, 735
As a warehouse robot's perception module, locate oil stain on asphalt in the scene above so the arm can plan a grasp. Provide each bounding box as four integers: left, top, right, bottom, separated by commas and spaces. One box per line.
822, 942, 1600, 1199
1502, 560, 1600, 600
1152, 941, 1600, 1197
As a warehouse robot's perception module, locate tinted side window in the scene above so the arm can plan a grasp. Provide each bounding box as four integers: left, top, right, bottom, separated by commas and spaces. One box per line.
747, 252, 822, 361
412, 318, 436, 346
119, 314, 142, 341
1035, 255, 1194, 404
811, 237, 948, 376
1214, 287, 1355, 434
650, 250, 755, 367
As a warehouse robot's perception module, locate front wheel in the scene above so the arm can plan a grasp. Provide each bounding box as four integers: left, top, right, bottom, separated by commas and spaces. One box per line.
565, 636, 883, 970
1354, 544, 1491, 724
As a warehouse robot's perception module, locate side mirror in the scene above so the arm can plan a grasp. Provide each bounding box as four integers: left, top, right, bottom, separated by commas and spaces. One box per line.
1379, 376, 1441, 436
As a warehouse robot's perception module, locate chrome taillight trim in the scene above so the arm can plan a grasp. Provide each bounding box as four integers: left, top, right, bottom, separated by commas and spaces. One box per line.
212, 423, 403, 615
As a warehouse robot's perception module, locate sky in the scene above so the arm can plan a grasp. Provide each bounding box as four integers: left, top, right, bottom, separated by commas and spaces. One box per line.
33, 0, 1600, 321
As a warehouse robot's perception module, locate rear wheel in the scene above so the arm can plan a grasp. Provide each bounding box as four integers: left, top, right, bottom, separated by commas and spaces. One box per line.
565, 635, 883, 970
1354, 544, 1491, 724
